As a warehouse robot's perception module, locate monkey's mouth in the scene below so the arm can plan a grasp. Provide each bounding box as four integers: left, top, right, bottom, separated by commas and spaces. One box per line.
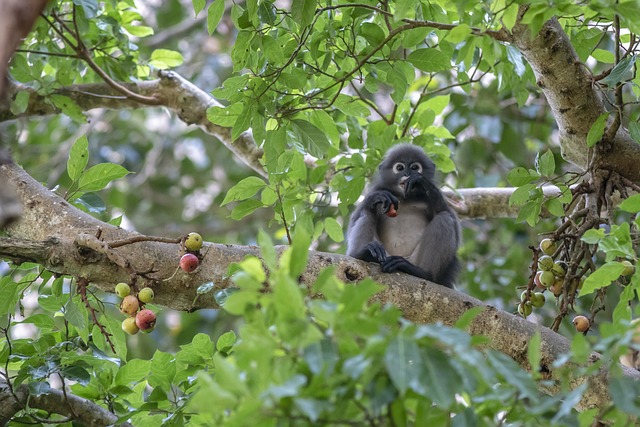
399, 176, 409, 193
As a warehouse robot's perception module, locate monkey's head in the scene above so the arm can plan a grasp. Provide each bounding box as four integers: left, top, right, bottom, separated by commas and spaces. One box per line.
375, 144, 436, 197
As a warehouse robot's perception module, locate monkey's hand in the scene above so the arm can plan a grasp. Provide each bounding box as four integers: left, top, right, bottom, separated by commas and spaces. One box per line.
364, 241, 387, 263
405, 175, 448, 213
363, 190, 399, 217
381, 256, 434, 281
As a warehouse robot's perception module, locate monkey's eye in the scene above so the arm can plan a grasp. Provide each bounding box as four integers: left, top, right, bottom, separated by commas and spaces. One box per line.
393, 163, 405, 173
410, 163, 422, 173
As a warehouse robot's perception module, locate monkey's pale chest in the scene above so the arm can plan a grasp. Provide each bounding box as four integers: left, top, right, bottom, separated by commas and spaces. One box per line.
378, 201, 429, 258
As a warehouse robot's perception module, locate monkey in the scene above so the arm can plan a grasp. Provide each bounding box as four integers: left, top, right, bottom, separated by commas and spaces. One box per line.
346, 144, 460, 288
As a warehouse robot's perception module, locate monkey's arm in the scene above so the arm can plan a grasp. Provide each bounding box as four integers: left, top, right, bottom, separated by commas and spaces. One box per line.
405, 174, 450, 213
346, 190, 398, 263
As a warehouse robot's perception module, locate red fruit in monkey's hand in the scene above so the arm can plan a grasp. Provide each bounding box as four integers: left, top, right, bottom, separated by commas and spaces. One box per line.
386, 205, 398, 217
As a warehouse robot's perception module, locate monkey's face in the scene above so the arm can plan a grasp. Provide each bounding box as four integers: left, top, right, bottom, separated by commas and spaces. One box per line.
392, 161, 423, 191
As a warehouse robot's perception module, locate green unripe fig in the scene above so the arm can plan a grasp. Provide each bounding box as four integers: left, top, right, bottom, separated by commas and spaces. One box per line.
115, 282, 130, 298
539, 271, 555, 287
185, 232, 203, 251
552, 261, 567, 278
538, 255, 554, 272
122, 317, 139, 335
120, 295, 140, 316
531, 292, 546, 308
138, 287, 154, 304
539, 238, 557, 256
518, 301, 532, 317
520, 290, 529, 302
621, 260, 635, 277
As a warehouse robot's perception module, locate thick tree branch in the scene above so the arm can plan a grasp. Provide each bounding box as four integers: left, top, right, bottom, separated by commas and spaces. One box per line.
509, 16, 640, 182
1, 160, 638, 413
0, 73, 267, 178
0, 380, 133, 426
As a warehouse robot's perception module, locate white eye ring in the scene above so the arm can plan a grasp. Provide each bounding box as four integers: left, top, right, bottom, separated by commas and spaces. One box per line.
410, 163, 422, 173
393, 162, 405, 173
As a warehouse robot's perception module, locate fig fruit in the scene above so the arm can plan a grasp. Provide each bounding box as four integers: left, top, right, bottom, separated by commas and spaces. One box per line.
122, 317, 139, 335
539, 271, 555, 288
136, 309, 157, 331
180, 253, 199, 273
386, 205, 398, 218
138, 287, 154, 304
531, 292, 546, 308
573, 315, 590, 333
539, 238, 557, 256
185, 232, 203, 251
518, 301, 532, 317
538, 255, 554, 272
120, 295, 140, 316
621, 260, 635, 277
115, 282, 130, 298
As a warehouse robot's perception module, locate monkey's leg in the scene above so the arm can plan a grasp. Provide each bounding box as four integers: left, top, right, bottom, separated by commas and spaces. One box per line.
346, 213, 387, 263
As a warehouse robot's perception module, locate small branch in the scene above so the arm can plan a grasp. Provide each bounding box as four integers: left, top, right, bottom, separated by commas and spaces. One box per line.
77, 277, 115, 353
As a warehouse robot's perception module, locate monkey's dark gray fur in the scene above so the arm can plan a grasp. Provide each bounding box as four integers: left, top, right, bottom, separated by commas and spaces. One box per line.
346, 144, 460, 288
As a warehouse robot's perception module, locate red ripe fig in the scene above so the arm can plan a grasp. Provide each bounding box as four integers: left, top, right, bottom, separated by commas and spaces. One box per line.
135, 309, 157, 331
386, 205, 398, 218
180, 253, 199, 273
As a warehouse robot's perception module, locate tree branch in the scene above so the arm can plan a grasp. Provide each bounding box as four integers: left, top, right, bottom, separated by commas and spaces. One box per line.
0, 380, 133, 427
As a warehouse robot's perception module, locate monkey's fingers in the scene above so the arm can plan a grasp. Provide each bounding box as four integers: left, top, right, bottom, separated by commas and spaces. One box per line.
365, 241, 387, 263
381, 256, 411, 273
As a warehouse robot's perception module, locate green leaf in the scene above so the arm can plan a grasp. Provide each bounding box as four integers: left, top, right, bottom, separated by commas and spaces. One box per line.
67, 135, 89, 181
581, 228, 605, 244
288, 230, 311, 278
232, 103, 254, 141
454, 306, 485, 330
384, 334, 423, 394
535, 150, 555, 176
192, 0, 206, 16
407, 48, 451, 73
229, 199, 264, 220
544, 198, 565, 218
208, 0, 226, 35
149, 49, 184, 69
50, 95, 86, 123
221, 177, 266, 206
0, 275, 35, 317
601, 55, 636, 86
586, 113, 609, 147
291, 0, 316, 28
507, 167, 541, 186
527, 331, 541, 375
207, 104, 242, 127
11, 91, 30, 115
74, 0, 98, 18
150, 351, 177, 390
591, 49, 615, 63
115, 359, 151, 385
197, 282, 215, 295
629, 121, 640, 143
619, 194, 640, 213
74, 193, 106, 214
324, 218, 344, 242
258, 229, 277, 271
104, 315, 128, 360
78, 163, 129, 192
291, 119, 332, 159
64, 299, 87, 330
579, 261, 626, 297
216, 331, 237, 353
61, 365, 91, 386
